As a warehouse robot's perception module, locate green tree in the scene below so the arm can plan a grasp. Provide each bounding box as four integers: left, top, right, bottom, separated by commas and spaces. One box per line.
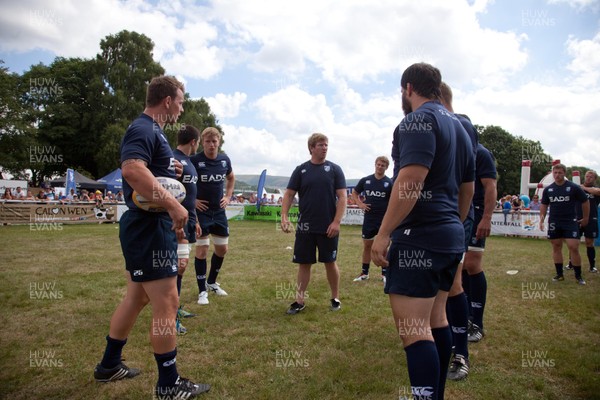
92, 31, 165, 176
478, 125, 520, 196
176, 96, 224, 154
24, 58, 101, 182
0, 61, 35, 180
96, 30, 164, 123
0, 31, 224, 183
478, 125, 556, 198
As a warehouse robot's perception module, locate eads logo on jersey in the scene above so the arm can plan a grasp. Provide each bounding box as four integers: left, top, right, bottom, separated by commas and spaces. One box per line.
365, 190, 387, 198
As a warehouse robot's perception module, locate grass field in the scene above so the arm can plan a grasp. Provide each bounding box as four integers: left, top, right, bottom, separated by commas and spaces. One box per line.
0, 220, 599, 400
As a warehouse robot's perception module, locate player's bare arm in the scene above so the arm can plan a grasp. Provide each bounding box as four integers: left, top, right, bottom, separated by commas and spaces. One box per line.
539, 203, 548, 230
121, 159, 188, 232
220, 171, 235, 208
581, 185, 600, 196
458, 181, 474, 222
326, 188, 347, 238
174, 159, 183, 178
579, 200, 590, 228
280, 188, 297, 233
476, 177, 497, 240
371, 165, 428, 267
352, 189, 370, 211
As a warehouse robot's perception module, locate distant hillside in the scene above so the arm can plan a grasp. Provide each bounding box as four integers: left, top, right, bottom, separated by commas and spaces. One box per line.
235, 174, 359, 191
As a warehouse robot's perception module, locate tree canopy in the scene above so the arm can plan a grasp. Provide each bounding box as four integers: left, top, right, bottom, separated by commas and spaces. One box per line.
0, 30, 222, 186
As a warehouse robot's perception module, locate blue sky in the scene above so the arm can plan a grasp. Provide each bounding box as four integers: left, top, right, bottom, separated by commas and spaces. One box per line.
1, 0, 599, 181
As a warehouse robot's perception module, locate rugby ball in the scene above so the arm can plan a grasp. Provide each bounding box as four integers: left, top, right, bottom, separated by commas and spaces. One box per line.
132, 176, 186, 212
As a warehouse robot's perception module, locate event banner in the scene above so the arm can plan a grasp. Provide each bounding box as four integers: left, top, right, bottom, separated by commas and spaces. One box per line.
490, 211, 547, 237
0, 201, 117, 226
242, 205, 299, 222
241, 205, 365, 225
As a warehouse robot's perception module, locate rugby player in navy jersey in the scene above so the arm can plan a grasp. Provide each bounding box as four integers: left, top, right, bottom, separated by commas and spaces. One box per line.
439, 82, 483, 382
351, 156, 393, 283
463, 144, 497, 347
371, 63, 474, 400
191, 127, 235, 305
93, 76, 210, 399
172, 125, 202, 333
281, 133, 347, 315
578, 170, 600, 273
540, 163, 589, 284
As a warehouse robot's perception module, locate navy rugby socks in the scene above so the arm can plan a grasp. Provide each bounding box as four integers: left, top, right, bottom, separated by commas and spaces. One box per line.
470, 271, 487, 329
404, 340, 439, 400
432, 326, 452, 399
207, 254, 224, 284
155, 348, 179, 387
195, 258, 207, 292
100, 335, 126, 369
587, 247, 596, 270
361, 263, 369, 275
554, 263, 563, 277
447, 293, 469, 359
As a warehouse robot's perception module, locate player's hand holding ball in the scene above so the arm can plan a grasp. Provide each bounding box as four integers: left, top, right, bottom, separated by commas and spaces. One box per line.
132, 177, 186, 212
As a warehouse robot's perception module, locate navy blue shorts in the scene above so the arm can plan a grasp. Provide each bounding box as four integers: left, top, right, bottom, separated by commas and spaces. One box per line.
184, 218, 197, 244
384, 243, 463, 298
198, 209, 229, 238
463, 216, 474, 252
293, 232, 339, 264
547, 219, 580, 240
469, 206, 486, 249
579, 217, 598, 239
120, 210, 178, 282
362, 215, 383, 240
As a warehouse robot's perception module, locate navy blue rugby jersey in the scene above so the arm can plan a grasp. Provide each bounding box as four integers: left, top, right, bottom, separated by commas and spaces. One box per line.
391, 101, 475, 253
354, 174, 393, 218
173, 148, 198, 224
391, 124, 401, 180
473, 144, 497, 208
541, 180, 588, 222
287, 160, 346, 234
456, 114, 478, 155
391, 113, 477, 182
191, 152, 233, 210
456, 114, 478, 220
120, 113, 177, 210
576, 186, 599, 222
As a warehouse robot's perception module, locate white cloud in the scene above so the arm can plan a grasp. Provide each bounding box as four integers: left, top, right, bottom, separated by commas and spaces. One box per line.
548, 0, 600, 12
566, 32, 600, 88
205, 92, 247, 119
221, 124, 308, 176
253, 86, 335, 134
460, 81, 600, 171
210, 0, 528, 88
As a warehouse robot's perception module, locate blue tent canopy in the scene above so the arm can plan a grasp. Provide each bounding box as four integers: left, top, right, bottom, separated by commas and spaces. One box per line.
97, 168, 122, 193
